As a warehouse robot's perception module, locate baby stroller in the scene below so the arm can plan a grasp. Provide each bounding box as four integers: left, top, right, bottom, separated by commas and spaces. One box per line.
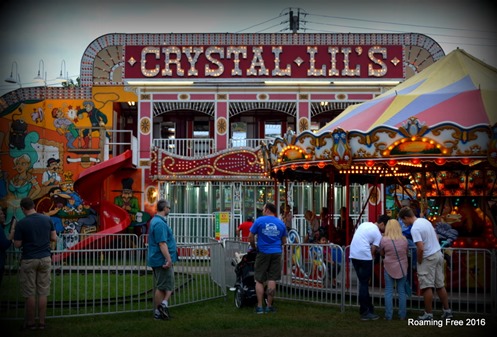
232, 249, 257, 308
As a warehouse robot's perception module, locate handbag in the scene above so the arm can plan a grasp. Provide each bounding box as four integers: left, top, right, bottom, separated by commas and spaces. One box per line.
392, 239, 411, 297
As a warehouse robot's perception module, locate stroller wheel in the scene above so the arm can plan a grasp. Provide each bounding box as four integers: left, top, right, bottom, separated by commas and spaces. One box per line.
234, 287, 243, 308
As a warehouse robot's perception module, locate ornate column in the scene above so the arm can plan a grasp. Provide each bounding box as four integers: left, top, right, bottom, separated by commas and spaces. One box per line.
297, 93, 310, 132
215, 94, 228, 151
138, 93, 152, 166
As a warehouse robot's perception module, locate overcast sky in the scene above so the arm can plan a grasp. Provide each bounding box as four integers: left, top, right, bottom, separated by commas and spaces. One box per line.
0, 0, 495, 96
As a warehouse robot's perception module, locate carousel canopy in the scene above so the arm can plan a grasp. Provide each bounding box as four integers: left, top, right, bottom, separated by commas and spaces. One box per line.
265, 49, 497, 187
320, 48, 497, 133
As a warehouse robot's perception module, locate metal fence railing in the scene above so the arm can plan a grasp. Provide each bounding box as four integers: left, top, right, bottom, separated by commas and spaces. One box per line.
153, 138, 215, 158
282, 243, 496, 315
2, 233, 495, 320
168, 214, 216, 243
1, 234, 225, 320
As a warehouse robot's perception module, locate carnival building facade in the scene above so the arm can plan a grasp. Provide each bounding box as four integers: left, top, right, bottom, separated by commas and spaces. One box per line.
1, 32, 465, 247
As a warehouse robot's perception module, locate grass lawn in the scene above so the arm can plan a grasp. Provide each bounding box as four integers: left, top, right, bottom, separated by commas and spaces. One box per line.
4, 296, 494, 337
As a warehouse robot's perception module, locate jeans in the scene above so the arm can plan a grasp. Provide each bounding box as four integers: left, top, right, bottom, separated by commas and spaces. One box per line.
384, 270, 407, 320
352, 258, 374, 316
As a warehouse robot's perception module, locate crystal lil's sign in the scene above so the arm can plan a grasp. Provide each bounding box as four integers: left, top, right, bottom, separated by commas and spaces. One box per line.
125, 45, 403, 80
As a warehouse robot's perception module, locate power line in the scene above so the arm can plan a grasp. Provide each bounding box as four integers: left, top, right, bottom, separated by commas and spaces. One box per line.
304, 19, 497, 43
235, 10, 497, 49
307, 12, 497, 35
255, 22, 288, 34
236, 14, 285, 33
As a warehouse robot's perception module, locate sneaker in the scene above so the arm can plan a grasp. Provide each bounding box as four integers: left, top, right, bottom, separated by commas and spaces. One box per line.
441, 309, 453, 319
418, 312, 433, 320
361, 312, 379, 321
265, 306, 277, 313
154, 312, 162, 320
255, 306, 264, 314
158, 304, 170, 320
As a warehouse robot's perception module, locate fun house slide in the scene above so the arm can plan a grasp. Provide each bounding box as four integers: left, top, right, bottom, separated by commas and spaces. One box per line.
52, 150, 133, 262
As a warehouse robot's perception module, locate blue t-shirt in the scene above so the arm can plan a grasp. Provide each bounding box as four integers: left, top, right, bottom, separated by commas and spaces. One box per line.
250, 215, 287, 254
147, 215, 178, 267
399, 217, 416, 249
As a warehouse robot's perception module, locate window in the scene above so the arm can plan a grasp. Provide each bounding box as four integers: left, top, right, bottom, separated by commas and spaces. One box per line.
231, 122, 247, 147
264, 122, 281, 138
193, 121, 209, 138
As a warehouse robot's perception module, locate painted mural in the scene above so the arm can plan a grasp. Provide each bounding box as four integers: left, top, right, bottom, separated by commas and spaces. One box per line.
0, 98, 145, 248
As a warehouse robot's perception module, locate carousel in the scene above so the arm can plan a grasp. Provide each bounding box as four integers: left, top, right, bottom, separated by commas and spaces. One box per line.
263, 48, 497, 250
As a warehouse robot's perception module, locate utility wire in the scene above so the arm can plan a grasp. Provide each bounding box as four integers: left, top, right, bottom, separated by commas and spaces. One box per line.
236, 14, 285, 33
304, 20, 497, 43
255, 22, 288, 33
308, 12, 497, 34
236, 10, 497, 49
307, 21, 497, 46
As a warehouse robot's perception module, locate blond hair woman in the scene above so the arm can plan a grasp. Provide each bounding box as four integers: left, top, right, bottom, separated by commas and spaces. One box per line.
380, 219, 409, 320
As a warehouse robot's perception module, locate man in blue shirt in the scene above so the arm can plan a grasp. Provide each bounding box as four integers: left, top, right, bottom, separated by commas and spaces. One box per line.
147, 199, 178, 320
249, 202, 287, 314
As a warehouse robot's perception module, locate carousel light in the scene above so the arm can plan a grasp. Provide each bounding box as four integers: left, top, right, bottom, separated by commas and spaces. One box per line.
435, 158, 446, 165
317, 162, 325, 168
411, 158, 420, 165
387, 160, 396, 166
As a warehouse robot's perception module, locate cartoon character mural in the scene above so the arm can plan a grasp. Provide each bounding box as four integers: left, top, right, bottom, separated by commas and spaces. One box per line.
114, 177, 150, 234
1, 97, 117, 250
114, 178, 139, 215
35, 171, 98, 249
52, 107, 78, 149
0, 99, 112, 249
0, 157, 7, 202
9, 114, 28, 150
6, 132, 41, 225
77, 101, 110, 149
41, 158, 62, 187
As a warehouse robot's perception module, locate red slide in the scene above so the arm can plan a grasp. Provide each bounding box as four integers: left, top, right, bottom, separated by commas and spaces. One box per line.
52, 150, 133, 262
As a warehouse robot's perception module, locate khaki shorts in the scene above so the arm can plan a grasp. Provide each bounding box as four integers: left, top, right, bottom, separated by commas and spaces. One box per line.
254, 253, 282, 283
417, 251, 445, 289
19, 257, 52, 297
153, 266, 175, 291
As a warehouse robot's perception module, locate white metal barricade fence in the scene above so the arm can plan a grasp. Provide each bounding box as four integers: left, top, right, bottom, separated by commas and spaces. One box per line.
0, 234, 226, 320
168, 214, 216, 243
2, 234, 495, 320
274, 242, 496, 316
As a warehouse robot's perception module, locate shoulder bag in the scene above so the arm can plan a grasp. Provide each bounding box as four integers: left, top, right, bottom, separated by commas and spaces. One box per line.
392, 239, 411, 297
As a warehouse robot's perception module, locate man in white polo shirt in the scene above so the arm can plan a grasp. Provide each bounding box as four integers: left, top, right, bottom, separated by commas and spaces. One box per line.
349, 214, 390, 320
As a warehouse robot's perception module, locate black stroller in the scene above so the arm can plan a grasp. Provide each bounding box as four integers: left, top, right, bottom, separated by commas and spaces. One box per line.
232, 249, 257, 308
